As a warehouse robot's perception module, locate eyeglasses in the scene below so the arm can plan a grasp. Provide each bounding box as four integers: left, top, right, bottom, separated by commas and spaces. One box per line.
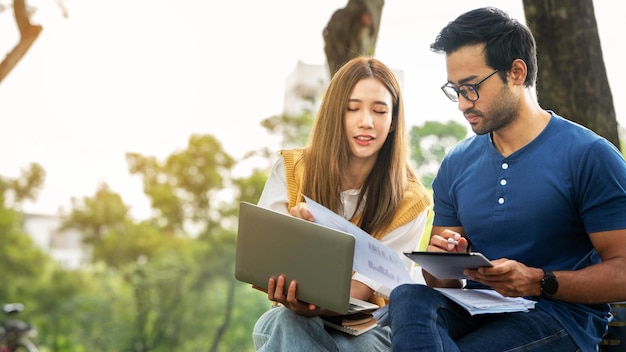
440, 69, 499, 102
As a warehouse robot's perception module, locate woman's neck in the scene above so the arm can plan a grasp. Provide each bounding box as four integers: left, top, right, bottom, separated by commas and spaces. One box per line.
342, 157, 375, 190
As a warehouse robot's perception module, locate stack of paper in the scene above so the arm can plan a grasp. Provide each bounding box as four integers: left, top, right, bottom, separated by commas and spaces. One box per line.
435, 288, 537, 316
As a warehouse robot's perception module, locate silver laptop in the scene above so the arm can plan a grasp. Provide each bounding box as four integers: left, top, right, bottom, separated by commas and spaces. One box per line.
236, 201, 360, 314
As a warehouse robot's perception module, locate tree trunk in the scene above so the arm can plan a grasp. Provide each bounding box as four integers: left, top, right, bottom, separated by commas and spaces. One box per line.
523, 0, 620, 150
323, 0, 384, 77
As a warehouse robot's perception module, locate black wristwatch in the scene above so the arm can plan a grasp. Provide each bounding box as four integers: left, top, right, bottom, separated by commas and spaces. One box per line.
541, 269, 558, 298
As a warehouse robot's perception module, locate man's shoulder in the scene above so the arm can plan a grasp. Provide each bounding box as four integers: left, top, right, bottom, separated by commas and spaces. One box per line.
548, 115, 618, 158
550, 113, 603, 142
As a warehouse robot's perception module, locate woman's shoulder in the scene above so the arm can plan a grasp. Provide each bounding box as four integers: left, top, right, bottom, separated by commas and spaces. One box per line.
402, 178, 432, 212
280, 148, 305, 158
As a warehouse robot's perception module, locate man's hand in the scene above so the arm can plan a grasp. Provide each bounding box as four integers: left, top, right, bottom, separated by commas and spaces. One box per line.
424, 227, 468, 288
464, 258, 544, 297
428, 229, 468, 253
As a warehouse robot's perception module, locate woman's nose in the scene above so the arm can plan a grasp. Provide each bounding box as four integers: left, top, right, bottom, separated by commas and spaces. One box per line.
359, 111, 374, 128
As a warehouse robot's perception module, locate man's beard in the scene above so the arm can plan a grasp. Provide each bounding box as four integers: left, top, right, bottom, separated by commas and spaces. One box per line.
468, 86, 518, 135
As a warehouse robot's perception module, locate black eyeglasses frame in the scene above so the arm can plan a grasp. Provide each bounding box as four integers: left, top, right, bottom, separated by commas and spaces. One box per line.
440, 69, 499, 102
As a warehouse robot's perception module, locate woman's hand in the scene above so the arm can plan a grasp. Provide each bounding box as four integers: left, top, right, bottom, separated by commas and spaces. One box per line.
289, 202, 315, 222
266, 275, 328, 316
350, 279, 374, 302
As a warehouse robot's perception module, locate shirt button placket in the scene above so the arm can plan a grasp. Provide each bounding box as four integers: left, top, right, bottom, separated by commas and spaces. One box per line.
495, 162, 508, 214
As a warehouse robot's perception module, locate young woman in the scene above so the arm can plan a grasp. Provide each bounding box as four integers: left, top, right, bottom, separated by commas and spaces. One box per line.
252, 56, 431, 351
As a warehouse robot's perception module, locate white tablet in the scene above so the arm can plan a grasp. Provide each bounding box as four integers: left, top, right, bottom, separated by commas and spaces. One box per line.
404, 252, 493, 279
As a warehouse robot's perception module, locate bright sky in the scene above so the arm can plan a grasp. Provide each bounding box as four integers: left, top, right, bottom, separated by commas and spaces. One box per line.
0, 0, 622, 220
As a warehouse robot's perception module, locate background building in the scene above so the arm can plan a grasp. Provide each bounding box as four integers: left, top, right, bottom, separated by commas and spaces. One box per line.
22, 213, 89, 270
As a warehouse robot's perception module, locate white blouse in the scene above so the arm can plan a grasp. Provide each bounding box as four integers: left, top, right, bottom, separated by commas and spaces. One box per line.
257, 157, 429, 298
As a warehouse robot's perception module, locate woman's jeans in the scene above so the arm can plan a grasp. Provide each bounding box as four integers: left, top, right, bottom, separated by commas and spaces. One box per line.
252, 305, 392, 351
389, 284, 581, 352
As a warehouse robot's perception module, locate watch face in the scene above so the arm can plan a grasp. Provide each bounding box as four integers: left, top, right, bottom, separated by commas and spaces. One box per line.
542, 271, 559, 296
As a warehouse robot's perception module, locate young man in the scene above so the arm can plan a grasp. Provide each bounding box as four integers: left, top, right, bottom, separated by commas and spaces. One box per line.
389, 7, 626, 351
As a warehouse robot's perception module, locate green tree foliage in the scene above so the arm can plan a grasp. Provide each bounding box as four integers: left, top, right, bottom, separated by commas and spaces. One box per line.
58, 176, 197, 351
0, 163, 48, 302
32, 268, 132, 352
233, 169, 270, 206
60, 183, 129, 246
244, 110, 316, 174
0, 162, 45, 208
59, 183, 184, 270
0, 163, 105, 351
260, 111, 315, 149
126, 134, 235, 232
409, 120, 468, 186
121, 133, 265, 351
39, 132, 271, 351
0, 206, 49, 301
122, 251, 196, 351
96, 220, 186, 269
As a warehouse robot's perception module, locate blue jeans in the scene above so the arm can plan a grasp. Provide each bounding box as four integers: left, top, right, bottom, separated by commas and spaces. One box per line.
389, 284, 581, 352
252, 306, 392, 351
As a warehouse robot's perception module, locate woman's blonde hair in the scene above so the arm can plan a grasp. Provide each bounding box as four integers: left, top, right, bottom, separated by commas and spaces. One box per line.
299, 56, 418, 237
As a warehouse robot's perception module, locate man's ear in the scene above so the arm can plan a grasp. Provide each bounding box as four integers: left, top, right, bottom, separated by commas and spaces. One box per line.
509, 59, 527, 85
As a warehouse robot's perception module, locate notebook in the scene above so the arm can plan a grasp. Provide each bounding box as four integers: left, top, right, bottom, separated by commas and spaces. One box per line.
321, 312, 378, 336
235, 201, 373, 315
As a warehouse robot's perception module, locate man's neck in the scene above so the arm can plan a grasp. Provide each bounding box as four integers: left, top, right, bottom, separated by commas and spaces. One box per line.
491, 108, 551, 157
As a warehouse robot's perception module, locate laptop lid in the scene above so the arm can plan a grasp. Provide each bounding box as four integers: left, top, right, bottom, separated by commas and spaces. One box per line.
235, 201, 355, 314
